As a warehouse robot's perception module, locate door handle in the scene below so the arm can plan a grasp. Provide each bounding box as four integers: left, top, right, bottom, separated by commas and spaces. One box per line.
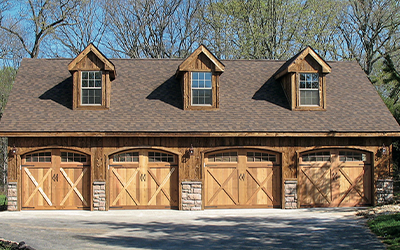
52, 173, 58, 182
332, 173, 340, 180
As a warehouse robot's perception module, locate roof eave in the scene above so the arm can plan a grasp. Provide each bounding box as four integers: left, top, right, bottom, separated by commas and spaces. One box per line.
1, 131, 400, 138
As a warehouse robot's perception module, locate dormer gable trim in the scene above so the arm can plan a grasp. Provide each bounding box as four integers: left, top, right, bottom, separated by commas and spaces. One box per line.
274, 46, 331, 80
177, 44, 225, 73
68, 43, 116, 80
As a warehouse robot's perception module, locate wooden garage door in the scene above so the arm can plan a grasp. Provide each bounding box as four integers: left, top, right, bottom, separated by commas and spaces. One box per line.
22, 150, 90, 210
109, 150, 179, 209
204, 149, 281, 209
299, 149, 372, 207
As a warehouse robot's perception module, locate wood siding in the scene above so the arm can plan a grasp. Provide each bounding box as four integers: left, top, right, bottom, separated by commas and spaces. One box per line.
7, 136, 393, 210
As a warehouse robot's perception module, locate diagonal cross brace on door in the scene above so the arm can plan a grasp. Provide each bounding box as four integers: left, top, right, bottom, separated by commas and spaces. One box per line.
59, 168, 88, 206
24, 168, 53, 206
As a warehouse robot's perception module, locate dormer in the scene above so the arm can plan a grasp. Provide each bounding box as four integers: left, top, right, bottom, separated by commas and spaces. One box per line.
68, 44, 116, 110
274, 46, 331, 111
176, 45, 225, 110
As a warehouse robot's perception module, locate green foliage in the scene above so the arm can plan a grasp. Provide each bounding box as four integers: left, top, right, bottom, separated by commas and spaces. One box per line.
368, 213, 400, 249
372, 54, 400, 123
0, 67, 16, 118
0, 194, 6, 205
203, 0, 343, 60
0, 67, 14, 193
0, 240, 19, 250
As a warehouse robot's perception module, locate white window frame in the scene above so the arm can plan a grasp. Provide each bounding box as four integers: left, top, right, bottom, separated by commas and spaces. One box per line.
191, 72, 212, 106
81, 71, 102, 106
299, 73, 320, 106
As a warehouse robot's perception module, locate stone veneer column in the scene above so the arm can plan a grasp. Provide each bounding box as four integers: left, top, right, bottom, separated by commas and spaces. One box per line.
181, 181, 202, 211
376, 179, 393, 205
7, 182, 17, 211
93, 181, 106, 211
284, 180, 298, 209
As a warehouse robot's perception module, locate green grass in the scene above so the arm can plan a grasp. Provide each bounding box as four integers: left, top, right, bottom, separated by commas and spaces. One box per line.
0, 240, 15, 250
0, 194, 6, 205
368, 213, 400, 249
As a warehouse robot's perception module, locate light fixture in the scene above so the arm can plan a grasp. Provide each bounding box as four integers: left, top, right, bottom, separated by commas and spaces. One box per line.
382, 144, 387, 156
189, 144, 194, 156
10, 146, 17, 156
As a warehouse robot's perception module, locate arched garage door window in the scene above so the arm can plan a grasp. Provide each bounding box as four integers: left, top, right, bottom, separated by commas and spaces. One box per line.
22, 149, 90, 210
299, 149, 371, 207
109, 150, 178, 209
204, 149, 281, 209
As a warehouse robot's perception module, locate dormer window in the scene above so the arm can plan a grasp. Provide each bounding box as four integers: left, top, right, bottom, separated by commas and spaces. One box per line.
274, 46, 331, 111
68, 43, 116, 110
192, 72, 212, 105
299, 73, 319, 106
81, 71, 102, 105
176, 45, 225, 110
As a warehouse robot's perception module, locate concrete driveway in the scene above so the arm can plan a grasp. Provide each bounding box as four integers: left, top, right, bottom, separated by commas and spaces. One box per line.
0, 208, 384, 250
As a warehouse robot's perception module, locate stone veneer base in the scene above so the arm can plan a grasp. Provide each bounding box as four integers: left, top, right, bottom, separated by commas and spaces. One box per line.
284, 180, 298, 209
182, 181, 202, 211
376, 179, 393, 205
93, 181, 106, 211
7, 182, 17, 211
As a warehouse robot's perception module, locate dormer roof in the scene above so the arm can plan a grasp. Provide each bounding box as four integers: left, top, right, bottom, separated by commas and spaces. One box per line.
68, 43, 116, 80
177, 45, 225, 74
274, 46, 331, 79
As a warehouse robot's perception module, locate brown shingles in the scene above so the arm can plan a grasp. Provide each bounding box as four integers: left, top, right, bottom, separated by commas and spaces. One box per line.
0, 58, 399, 133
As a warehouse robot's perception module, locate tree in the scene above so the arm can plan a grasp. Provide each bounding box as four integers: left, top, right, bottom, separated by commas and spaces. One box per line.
338, 0, 400, 76
202, 0, 342, 60
46, 0, 107, 57
104, 0, 204, 58
0, 67, 15, 117
0, 0, 82, 59
373, 53, 400, 122
0, 67, 15, 194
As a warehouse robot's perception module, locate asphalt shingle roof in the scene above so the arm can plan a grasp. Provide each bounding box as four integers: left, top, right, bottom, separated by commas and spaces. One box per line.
0, 58, 399, 133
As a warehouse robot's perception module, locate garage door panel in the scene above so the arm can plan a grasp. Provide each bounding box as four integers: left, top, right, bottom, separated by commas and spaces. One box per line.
205, 167, 239, 207
22, 167, 54, 209
299, 150, 372, 208
147, 166, 178, 207
299, 165, 332, 206
109, 151, 178, 209
205, 150, 281, 209
336, 165, 367, 206
245, 167, 274, 206
58, 166, 90, 209
22, 150, 90, 210
109, 167, 140, 207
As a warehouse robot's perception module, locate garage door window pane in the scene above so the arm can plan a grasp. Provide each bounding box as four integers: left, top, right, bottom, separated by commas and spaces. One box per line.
61, 152, 87, 163
26, 152, 51, 162
339, 151, 366, 162
113, 152, 139, 162
302, 152, 330, 162
148, 152, 174, 162
247, 152, 276, 162
208, 152, 237, 162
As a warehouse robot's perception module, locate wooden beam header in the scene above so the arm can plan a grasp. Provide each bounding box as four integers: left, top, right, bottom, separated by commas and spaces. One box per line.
68, 43, 116, 79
